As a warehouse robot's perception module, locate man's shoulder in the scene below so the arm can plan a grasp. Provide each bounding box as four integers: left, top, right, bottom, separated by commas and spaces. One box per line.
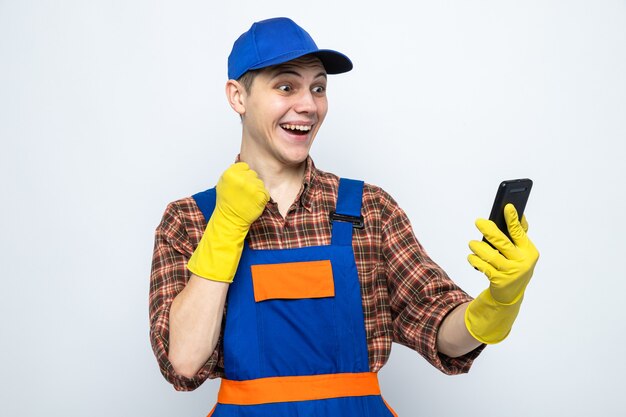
163, 195, 203, 217
156, 194, 206, 240
313, 166, 388, 197
312, 166, 399, 214
311, 165, 339, 187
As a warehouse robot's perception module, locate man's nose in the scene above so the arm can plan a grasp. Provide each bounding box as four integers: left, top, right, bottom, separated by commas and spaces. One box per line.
294, 90, 317, 113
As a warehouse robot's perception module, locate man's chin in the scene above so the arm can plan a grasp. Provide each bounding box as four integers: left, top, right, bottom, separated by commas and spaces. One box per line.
285, 155, 309, 167
277, 151, 310, 168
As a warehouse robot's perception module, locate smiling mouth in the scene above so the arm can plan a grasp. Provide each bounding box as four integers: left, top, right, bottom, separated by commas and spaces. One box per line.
280, 124, 312, 136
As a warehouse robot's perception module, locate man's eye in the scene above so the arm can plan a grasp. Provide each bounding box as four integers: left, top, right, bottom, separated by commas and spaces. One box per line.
312, 86, 326, 93
278, 85, 292, 92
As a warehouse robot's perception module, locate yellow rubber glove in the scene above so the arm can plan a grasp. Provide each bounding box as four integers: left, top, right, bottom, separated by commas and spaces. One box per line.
187, 162, 270, 283
465, 203, 539, 344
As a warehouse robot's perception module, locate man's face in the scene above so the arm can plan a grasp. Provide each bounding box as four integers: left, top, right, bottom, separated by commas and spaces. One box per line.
239, 55, 328, 167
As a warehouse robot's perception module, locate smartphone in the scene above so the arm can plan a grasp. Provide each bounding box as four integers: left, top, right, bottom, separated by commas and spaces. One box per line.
485, 178, 533, 244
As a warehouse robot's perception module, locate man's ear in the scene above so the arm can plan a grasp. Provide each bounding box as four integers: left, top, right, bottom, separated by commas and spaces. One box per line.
225, 80, 246, 116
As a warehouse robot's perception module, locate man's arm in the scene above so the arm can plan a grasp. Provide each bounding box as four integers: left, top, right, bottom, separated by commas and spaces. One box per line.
168, 276, 229, 377
436, 302, 482, 357
169, 162, 270, 377
149, 202, 222, 391
376, 186, 484, 374
438, 204, 539, 354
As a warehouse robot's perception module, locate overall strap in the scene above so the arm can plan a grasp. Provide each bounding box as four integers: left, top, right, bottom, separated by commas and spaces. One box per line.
192, 187, 217, 225
331, 178, 364, 246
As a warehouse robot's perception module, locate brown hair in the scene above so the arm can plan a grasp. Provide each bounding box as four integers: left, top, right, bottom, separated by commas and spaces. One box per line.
237, 69, 259, 94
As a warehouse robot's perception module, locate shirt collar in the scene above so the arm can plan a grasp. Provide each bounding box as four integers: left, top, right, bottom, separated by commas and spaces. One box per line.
298, 156, 317, 212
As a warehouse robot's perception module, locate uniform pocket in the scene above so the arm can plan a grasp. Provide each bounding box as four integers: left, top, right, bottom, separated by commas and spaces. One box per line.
251, 260, 335, 301
251, 260, 339, 376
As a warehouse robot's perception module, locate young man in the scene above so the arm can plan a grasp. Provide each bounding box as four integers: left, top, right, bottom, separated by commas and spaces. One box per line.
149, 17, 539, 416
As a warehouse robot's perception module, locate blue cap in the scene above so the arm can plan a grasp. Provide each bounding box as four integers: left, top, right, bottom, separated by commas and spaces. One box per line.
228, 17, 353, 80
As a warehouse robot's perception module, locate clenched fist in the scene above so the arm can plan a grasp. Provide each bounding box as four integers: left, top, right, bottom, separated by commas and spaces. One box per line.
187, 163, 270, 283
215, 162, 270, 228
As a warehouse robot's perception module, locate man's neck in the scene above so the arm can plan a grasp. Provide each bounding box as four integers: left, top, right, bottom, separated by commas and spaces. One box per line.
239, 149, 307, 218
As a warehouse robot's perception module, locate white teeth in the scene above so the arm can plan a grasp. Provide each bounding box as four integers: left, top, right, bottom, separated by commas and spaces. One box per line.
281, 124, 312, 131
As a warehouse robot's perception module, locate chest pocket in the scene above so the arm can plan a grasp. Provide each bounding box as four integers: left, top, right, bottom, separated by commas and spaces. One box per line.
251, 260, 335, 301
251, 260, 339, 376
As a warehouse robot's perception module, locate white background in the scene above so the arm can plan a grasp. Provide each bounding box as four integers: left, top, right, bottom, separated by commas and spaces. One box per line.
1, 1, 625, 416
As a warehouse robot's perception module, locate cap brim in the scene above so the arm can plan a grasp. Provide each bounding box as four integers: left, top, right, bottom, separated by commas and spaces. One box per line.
246, 49, 353, 76
311, 50, 353, 74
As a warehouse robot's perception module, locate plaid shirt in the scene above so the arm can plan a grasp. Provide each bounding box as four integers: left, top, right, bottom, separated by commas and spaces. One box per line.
150, 157, 483, 391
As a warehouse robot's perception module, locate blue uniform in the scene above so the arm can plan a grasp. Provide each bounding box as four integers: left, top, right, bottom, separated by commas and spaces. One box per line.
193, 178, 397, 417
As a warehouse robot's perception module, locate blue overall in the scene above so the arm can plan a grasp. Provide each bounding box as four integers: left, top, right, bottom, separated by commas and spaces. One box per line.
193, 178, 397, 417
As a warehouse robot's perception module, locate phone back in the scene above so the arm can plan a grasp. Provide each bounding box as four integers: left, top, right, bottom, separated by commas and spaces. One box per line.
488, 178, 533, 243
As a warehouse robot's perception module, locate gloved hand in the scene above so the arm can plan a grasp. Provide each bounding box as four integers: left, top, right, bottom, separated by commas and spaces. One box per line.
465, 203, 539, 344
187, 162, 270, 283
